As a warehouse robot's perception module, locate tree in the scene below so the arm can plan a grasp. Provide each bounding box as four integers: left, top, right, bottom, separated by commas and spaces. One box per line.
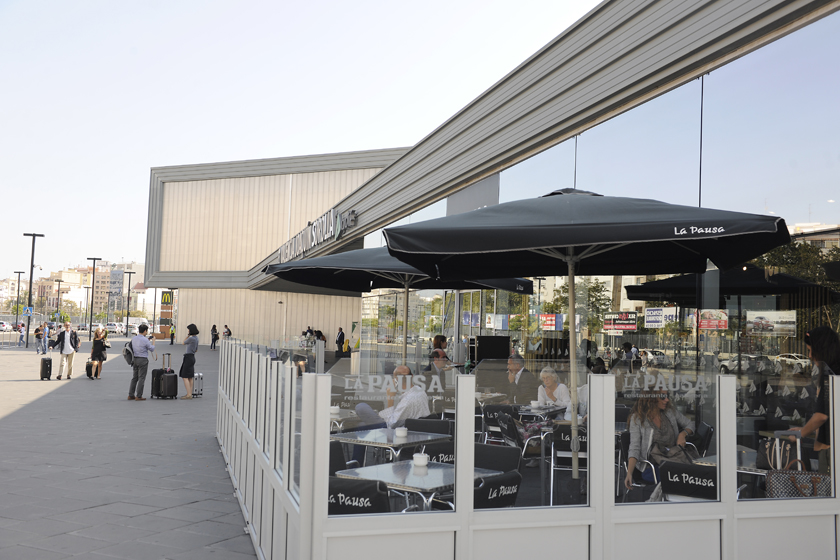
542, 278, 612, 332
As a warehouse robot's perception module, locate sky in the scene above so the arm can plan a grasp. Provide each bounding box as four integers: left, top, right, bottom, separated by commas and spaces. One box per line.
2, 1, 838, 283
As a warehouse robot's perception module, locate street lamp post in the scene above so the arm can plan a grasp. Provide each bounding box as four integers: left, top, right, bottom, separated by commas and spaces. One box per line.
87, 258, 101, 341
106, 291, 115, 325
83, 286, 91, 330
123, 271, 135, 337
23, 233, 44, 348
54, 279, 64, 323
13, 270, 24, 332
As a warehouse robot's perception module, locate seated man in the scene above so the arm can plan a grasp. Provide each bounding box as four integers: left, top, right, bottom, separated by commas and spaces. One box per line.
504, 353, 541, 404
353, 365, 431, 463
423, 348, 449, 391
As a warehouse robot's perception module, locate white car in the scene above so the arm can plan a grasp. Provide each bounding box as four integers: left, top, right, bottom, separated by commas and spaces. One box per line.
774, 353, 810, 371
106, 322, 124, 335
0, 321, 11, 332
643, 349, 672, 367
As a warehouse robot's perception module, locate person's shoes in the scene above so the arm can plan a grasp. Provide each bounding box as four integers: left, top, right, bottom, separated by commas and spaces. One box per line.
525, 459, 540, 468
56, 375, 62, 380
135, 397, 146, 401
127, 396, 135, 400
180, 395, 192, 400
66, 376, 71, 380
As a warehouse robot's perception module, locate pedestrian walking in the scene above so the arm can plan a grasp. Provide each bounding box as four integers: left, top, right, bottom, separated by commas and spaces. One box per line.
90, 328, 107, 379
210, 324, 219, 351
170, 324, 176, 345
128, 324, 155, 401
54, 322, 80, 380
335, 327, 345, 351
42, 322, 51, 355
34, 323, 44, 354
179, 324, 199, 399
17, 324, 25, 347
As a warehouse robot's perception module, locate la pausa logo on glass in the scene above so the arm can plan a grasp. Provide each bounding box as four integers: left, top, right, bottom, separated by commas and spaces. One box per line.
674, 226, 725, 236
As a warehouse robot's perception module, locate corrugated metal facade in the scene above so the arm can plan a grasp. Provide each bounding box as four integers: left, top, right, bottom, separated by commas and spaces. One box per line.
159, 168, 379, 272
177, 288, 359, 349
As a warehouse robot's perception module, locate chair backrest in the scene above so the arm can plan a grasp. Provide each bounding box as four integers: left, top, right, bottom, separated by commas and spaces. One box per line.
474, 470, 522, 509
328, 477, 391, 515
615, 405, 631, 423
483, 404, 516, 427
423, 441, 455, 464
553, 424, 588, 453
695, 421, 715, 457
475, 442, 521, 473
494, 411, 523, 449
405, 418, 452, 435
659, 461, 717, 500
619, 430, 634, 466
329, 440, 348, 477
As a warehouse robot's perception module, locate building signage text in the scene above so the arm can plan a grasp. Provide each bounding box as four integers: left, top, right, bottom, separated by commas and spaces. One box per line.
278, 209, 356, 263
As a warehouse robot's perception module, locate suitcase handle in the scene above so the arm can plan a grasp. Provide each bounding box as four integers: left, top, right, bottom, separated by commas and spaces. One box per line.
162, 353, 171, 369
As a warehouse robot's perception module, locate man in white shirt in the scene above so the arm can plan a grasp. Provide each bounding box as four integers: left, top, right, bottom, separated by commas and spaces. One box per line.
54, 322, 80, 380
352, 365, 431, 464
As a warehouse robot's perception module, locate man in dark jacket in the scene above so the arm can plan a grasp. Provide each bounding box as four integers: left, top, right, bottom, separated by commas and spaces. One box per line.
54, 321, 81, 380
505, 353, 540, 404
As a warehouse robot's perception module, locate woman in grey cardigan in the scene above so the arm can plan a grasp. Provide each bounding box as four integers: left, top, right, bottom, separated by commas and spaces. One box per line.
624, 389, 695, 490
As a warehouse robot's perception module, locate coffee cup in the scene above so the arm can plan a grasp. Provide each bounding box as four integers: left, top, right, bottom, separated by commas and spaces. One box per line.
329, 405, 340, 415
395, 427, 408, 437
413, 453, 429, 467
530, 400, 540, 408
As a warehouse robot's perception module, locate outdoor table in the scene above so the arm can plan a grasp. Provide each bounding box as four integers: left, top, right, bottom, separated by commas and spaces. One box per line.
330, 428, 452, 462
697, 446, 767, 476
336, 460, 502, 511
515, 404, 565, 421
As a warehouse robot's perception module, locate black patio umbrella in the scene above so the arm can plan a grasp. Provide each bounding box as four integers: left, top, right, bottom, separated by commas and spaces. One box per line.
264, 247, 532, 362
625, 263, 840, 305
384, 189, 792, 476
823, 262, 840, 282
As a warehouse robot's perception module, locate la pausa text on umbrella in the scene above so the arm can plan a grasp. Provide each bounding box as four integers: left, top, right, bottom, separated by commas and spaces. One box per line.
344, 373, 445, 394
674, 226, 727, 236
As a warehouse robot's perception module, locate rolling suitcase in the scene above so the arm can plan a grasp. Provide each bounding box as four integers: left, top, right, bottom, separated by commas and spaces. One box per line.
152, 353, 178, 399
40, 350, 52, 380
192, 372, 204, 398
86, 360, 94, 379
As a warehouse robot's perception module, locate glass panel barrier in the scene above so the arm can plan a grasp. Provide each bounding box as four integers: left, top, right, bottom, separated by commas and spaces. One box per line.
326, 356, 458, 515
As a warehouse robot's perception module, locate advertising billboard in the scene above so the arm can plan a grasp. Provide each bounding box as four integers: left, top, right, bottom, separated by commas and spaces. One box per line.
644, 307, 677, 329
109, 270, 123, 297
604, 311, 637, 331
698, 309, 728, 330
746, 310, 796, 336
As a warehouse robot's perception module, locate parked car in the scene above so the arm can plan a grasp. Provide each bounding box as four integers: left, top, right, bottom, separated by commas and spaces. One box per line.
46, 321, 57, 331
90, 323, 105, 333
774, 353, 810, 371
106, 322, 124, 335
720, 354, 759, 374
78, 323, 89, 332
0, 321, 11, 332
751, 316, 774, 331
643, 349, 672, 367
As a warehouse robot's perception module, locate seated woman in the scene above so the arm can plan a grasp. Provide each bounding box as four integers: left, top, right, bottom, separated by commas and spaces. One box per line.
537, 367, 572, 412
624, 389, 695, 489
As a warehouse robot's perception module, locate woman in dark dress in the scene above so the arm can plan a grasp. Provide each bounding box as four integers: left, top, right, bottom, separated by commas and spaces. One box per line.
90, 328, 107, 379
210, 325, 219, 351
179, 324, 200, 399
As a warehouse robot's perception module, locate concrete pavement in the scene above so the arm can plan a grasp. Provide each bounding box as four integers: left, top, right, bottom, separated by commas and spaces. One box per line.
0, 340, 256, 559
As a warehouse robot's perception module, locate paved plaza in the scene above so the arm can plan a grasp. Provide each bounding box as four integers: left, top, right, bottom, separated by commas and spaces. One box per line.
0, 340, 256, 559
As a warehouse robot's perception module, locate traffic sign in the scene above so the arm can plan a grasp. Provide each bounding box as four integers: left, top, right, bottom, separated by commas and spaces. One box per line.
22, 307, 33, 316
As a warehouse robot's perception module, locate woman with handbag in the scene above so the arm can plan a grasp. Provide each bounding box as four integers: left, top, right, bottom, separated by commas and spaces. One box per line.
90, 328, 108, 379
624, 388, 695, 490
789, 327, 840, 474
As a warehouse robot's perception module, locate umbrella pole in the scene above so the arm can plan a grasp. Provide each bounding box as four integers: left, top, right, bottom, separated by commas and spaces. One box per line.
402, 284, 409, 365
568, 255, 580, 479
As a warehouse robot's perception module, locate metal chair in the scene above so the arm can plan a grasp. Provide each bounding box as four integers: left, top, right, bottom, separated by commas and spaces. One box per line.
495, 411, 544, 461
404, 418, 452, 435
482, 404, 516, 444
618, 430, 658, 502
659, 461, 717, 501
474, 471, 523, 509
686, 421, 714, 457
474, 442, 522, 473
329, 440, 360, 476
548, 424, 588, 505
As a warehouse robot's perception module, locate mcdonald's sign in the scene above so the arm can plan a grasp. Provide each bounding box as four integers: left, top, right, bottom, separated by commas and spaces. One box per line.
161, 291, 173, 305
